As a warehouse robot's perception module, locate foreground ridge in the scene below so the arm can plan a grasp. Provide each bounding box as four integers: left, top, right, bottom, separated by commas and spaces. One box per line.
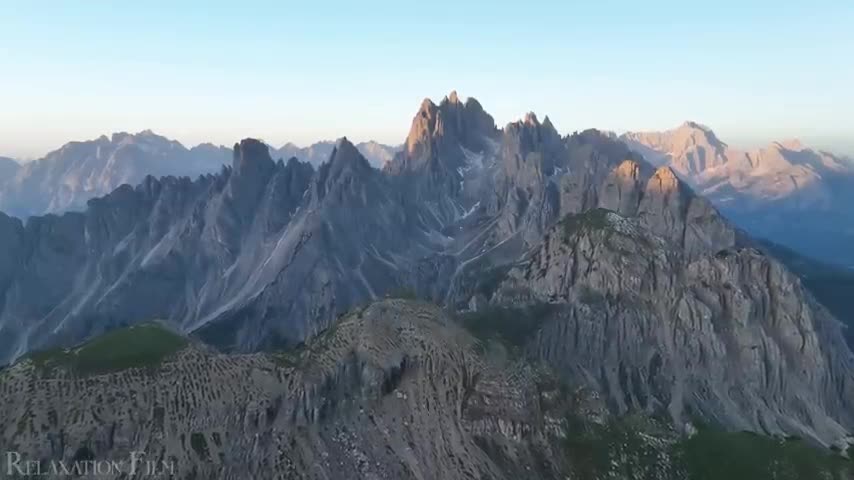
1, 300, 851, 479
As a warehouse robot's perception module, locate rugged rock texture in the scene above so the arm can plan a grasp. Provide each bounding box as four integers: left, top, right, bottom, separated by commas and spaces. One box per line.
0, 300, 582, 480
385, 91, 500, 226
623, 123, 854, 267
2, 92, 853, 456
493, 209, 854, 446
0, 136, 449, 362
2, 300, 849, 479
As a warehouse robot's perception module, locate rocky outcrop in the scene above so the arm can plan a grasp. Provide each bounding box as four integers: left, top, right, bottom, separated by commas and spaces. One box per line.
637, 166, 735, 258
0, 300, 580, 480
385, 91, 500, 226
494, 209, 854, 446
390, 90, 498, 175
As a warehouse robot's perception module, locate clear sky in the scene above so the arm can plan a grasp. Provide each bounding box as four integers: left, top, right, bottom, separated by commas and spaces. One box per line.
1, 0, 853, 159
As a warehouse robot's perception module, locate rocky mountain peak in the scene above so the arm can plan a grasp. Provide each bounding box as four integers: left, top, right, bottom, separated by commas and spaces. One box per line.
311, 137, 376, 203
404, 99, 440, 159
327, 137, 372, 172
503, 112, 563, 159
622, 122, 729, 178
674, 121, 725, 150
542, 115, 556, 130
389, 91, 497, 179
110, 129, 172, 146
774, 139, 805, 151
232, 138, 275, 175
680, 120, 707, 130
523, 112, 540, 126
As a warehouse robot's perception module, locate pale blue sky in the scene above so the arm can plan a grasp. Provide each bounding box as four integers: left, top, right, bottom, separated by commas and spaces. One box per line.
1, 0, 853, 159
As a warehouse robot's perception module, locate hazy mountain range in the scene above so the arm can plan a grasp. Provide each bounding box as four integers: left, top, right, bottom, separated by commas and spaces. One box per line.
623, 123, 854, 267
1, 92, 853, 478
0, 134, 398, 219
2, 120, 850, 271
272, 139, 398, 169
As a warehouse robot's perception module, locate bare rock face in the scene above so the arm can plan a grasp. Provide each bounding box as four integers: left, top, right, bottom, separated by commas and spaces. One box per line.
389, 91, 498, 176
494, 210, 854, 446
0, 134, 450, 362
637, 166, 735, 258
598, 159, 644, 216
0, 301, 582, 480
385, 91, 500, 226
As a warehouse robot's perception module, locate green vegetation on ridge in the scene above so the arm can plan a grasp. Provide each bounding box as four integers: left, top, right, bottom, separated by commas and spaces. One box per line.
560, 208, 614, 240
563, 414, 853, 480
458, 303, 557, 355
26, 323, 187, 376
678, 428, 851, 480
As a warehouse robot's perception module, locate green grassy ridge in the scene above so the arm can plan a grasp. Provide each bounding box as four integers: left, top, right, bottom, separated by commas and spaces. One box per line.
679, 428, 852, 480
560, 208, 614, 240
457, 303, 558, 355
564, 414, 853, 480
26, 323, 188, 376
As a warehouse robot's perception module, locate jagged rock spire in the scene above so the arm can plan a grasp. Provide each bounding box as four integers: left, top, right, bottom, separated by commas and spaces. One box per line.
232, 138, 275, 175
390, 91, 498, 176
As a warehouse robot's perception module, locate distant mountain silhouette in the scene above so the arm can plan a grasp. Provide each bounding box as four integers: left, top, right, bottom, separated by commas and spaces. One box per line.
0, 133, 399, 218
271, 140, 398, 168
623, 123, 854, 267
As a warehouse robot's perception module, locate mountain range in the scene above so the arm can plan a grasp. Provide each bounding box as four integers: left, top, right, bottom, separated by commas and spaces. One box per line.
623, 122, 854, 267
1, 92, 853, 478
0, 134, 398, 219
272, 139, 398, 169
3, 119, 850, 272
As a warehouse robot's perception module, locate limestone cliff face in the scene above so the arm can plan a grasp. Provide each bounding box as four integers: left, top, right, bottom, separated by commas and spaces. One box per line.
494, 210, 854, 445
